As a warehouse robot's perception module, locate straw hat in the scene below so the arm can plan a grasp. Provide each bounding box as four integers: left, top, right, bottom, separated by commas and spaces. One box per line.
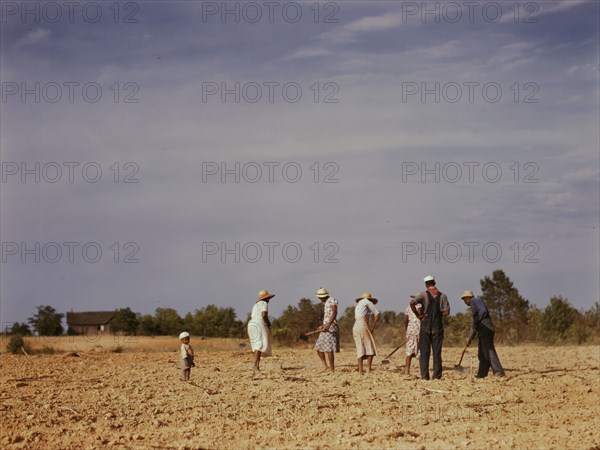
355, 292, 378, 304
256, 289, 275, 302
315, 287, 329, 298
461, 290, 475, 299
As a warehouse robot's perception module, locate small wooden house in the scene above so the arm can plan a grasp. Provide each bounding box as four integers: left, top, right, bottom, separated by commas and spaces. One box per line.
66, 311, 116, 335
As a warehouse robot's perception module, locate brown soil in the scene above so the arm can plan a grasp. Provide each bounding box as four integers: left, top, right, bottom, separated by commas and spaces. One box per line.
1, 342, 599, 449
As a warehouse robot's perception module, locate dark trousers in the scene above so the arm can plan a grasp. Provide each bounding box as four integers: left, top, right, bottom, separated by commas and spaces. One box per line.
419, 331, 443, 380
477, 326, 504, 377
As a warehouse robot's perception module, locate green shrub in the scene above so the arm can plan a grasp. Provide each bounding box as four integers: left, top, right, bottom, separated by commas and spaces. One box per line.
7, 334, 31, 355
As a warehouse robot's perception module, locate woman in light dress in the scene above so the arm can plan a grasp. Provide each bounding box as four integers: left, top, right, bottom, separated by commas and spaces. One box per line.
352, 292, 381, 374
247, 290, 275, 371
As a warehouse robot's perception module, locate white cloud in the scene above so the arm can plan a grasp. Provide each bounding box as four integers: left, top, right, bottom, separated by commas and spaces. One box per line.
563, 166, 600, 186
566, 63, 598, 80
316, 12, 405, 44
403, 40, 462, 59
286, 48, 334, 60
18, 28, 51, 46
539, 0, 588, 14
487, 41, 538, 70
345, 13, 404, 33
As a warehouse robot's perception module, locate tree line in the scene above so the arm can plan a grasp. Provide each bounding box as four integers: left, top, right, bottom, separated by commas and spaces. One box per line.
6, 270, 600, 347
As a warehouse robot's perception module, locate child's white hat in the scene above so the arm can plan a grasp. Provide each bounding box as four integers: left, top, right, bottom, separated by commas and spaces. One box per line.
179, 331, 190, 340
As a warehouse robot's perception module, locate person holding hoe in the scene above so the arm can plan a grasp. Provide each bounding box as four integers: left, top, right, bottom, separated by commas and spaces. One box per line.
461, 290, 505, 378
314, 287, 339, 373
410, 275, 450, 380
353, 292, 381, 374
247, 289, 275, 371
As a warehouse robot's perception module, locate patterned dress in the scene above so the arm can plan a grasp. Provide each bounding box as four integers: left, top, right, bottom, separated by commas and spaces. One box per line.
315, 297, 340, 353
405, 304, 422, 357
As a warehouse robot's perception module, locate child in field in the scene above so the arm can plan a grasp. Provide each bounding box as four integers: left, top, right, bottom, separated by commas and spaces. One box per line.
179, 331, 195, 381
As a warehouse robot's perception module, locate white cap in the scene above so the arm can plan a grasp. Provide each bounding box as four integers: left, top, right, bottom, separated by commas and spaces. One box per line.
179, 331, 190, 340
424, 275, 435, 283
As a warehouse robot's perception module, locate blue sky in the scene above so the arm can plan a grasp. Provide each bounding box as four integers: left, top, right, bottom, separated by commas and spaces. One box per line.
1, 0, 598, 326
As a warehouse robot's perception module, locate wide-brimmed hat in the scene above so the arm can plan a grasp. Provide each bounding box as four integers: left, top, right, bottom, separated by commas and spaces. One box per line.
355, 292, 378, 304
315, 287, 329, 298
461, 290, 475, 299
256, 289, 275, 302
424, 275, 435, 283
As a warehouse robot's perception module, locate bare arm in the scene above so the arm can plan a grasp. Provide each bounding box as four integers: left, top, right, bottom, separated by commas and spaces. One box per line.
410, 297, 427, 321
441, 294, 450, 317
370, 314, 380, 333
324, 304, 337, 331
262, 311, 271, 328
410, 292, 427, 321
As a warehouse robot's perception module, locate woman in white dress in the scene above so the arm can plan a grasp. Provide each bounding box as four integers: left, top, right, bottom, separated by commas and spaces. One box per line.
353, 292, 381, 374
247, 290, 275, 371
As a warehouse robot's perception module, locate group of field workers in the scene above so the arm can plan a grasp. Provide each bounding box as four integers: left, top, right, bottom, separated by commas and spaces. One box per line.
178, 275, 504, 380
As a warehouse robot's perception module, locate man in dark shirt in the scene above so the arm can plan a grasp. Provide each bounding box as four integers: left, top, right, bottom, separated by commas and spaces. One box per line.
410, 275, 450, 380
462, 290, 505, 378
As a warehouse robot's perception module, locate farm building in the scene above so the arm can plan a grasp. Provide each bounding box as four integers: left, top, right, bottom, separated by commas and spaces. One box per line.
66, 311, 116, 335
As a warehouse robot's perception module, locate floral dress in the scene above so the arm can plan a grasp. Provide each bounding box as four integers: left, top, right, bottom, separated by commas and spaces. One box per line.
315, 297, 340, 353
405, 304, 422, 357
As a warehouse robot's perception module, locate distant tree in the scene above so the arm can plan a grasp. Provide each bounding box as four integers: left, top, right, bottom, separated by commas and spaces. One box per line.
28, 305, 64, 336
539, 296, 582, 344
525, 305, 543, 342
199, 304, 221, 336
480, 270, 529, 343
10, 322, 31, 336
382, 311, 397, 326
182, 312, 197, 335
216, 306, 243, 337
584, 302, 600, 339
154, 308, 183, 335
186, 305, 244, 337
337, 306, 356, 344
137, 314, 158, 336
569, 310, 591, 344
444, 312, 472, 346
111, 308, 139, 335
271, 298, 323, 344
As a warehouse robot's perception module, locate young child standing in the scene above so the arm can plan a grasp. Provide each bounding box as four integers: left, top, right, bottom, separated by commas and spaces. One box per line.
179, 331, 195, 381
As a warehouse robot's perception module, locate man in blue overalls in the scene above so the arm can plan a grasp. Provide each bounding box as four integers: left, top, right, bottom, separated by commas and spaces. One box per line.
410, 275, 450, 380
462, 290, 505, 378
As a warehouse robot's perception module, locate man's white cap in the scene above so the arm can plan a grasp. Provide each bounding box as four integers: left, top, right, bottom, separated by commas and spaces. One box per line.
424, 275, 435, 282
179, 331, 190, 340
